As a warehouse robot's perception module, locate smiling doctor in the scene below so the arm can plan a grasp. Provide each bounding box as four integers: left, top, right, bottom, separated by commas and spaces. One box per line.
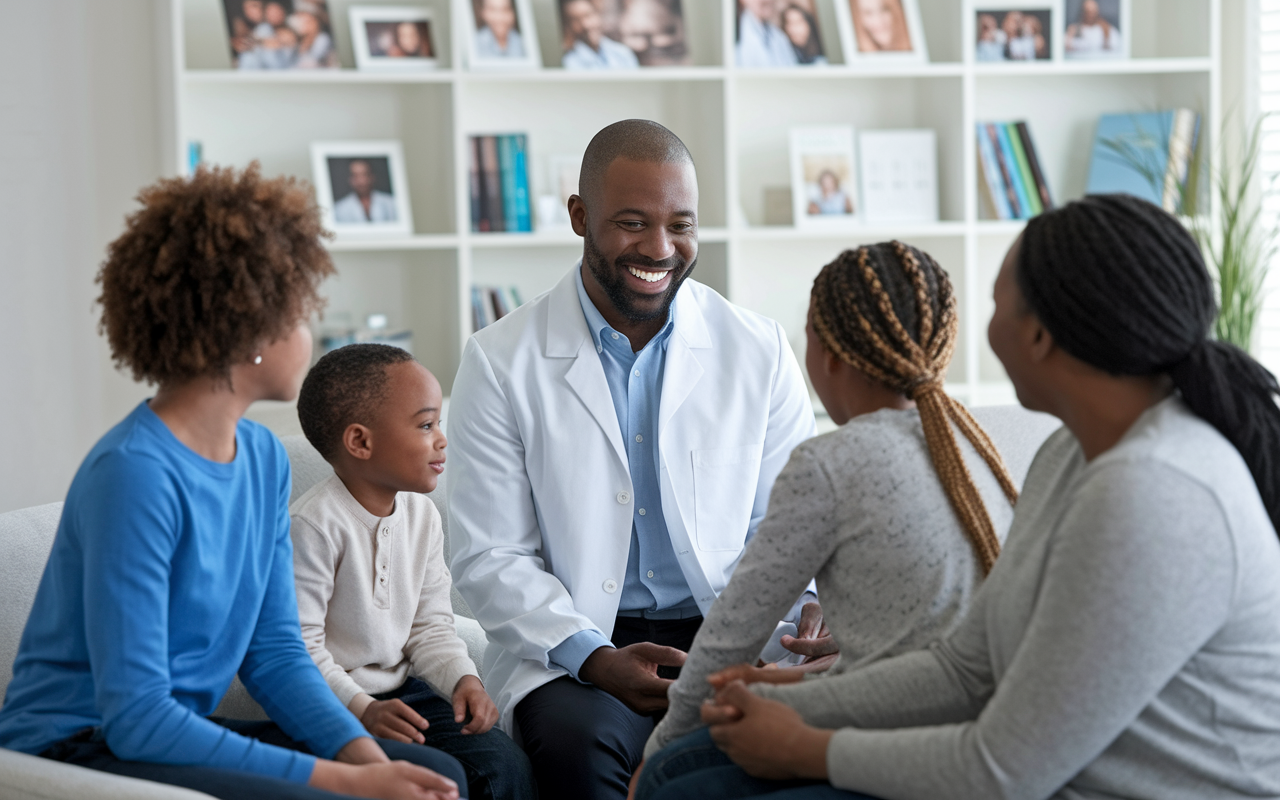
447, 120, 818, 800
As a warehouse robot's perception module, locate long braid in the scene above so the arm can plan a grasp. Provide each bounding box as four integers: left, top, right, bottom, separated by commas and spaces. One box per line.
812, 242, 1017, 575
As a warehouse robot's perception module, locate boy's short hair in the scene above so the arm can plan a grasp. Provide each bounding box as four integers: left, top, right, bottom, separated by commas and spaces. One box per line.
96, 163, 334, 386
297, 344, 416, 462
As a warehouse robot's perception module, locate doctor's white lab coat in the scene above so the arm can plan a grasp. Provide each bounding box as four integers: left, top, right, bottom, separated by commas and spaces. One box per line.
447, 266, 816, 733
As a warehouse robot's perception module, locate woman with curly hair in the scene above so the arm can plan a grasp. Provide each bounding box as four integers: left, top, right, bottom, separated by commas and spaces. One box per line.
0, 165, 467, 800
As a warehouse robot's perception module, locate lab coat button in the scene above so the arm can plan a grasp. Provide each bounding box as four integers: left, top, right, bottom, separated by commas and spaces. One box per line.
616, 491, 630, 504
603, 579, 618, 593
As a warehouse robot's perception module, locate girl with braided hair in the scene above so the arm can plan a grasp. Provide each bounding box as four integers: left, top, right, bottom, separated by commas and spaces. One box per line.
636, 241, 1019, 793
640, 194, 1280, 800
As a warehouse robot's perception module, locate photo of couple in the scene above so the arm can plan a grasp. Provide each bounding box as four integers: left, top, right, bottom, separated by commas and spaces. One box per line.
220, 0, 338, 70
557, 0, 692, 70
735, 0, 827, 67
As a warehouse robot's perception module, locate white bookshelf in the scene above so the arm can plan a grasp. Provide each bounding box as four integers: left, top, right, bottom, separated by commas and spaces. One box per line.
165, 0, 1222, 407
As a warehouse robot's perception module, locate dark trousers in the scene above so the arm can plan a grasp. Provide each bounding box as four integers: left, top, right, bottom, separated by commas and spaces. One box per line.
40, 717, 468, 800
514, 615, 702, 800
376, 678, 537, 800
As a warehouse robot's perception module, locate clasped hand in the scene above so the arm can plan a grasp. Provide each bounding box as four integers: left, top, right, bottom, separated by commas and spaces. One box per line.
776, 601, 839, 672
580, 641, 688, 715
361, 675, 498, 742
699, 676, 832, 781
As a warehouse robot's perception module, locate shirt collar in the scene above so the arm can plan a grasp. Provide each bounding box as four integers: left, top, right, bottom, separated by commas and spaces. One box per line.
574, 260, 675, 354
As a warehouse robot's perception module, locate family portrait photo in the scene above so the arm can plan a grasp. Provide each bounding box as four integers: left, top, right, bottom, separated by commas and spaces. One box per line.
220, 0, 338, 70
791, 126, 858, 227
835, 0, 928, 61
975, 6, 1053, 62
467, 0, 542, 69
1064, 0, 1128, 59
310, 141, 413, 237
350, 6, 437, 71
557, 0, 640, 69
735, 0, 828, 68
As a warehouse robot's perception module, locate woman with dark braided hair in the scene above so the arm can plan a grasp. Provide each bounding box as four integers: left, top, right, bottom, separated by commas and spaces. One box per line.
639, 194, 1280, 800
635, 241, 1019, 795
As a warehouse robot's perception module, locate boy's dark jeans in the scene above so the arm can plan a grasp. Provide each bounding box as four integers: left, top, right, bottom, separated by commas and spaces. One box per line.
376, 678, 537, 800
41, 716, 468, 799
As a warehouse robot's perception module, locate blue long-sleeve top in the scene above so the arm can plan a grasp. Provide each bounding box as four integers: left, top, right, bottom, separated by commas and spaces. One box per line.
0, 402, 368, 782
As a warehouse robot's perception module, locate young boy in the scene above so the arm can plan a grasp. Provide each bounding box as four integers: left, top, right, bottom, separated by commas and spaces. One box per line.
291, 344, 535, 800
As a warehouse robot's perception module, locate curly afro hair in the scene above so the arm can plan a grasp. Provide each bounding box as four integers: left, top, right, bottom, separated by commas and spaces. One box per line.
96, 162, 334, 385
297, 343, 417, 463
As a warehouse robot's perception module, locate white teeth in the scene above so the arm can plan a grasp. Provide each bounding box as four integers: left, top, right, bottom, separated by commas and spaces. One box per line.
628, 266, 666, 283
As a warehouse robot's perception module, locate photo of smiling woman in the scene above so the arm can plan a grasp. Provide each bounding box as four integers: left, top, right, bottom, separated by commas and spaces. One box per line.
837, 0, 927, 60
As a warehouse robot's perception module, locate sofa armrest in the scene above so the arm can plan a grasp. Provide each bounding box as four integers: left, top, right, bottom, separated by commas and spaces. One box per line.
455, 616, 488, 681
0, 747, 216, 800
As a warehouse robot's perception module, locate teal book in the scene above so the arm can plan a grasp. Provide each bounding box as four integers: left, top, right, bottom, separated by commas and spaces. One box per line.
1086, 112, 1177, 205
995, 123, 1033, 220
1005, 122, 1042, 216
497, 135, 519, 233
512, 134, 532, 232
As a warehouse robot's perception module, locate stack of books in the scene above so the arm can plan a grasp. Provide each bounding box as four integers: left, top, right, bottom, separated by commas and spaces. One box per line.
472, 285, 525, 331
976, 121, 1053, 221
469, 134, 533, 233
1086, 110, 1201, 213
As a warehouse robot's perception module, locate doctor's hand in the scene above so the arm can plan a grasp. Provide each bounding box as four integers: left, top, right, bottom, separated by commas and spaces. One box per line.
779, 601, 838, 669
580, 642, 687, 715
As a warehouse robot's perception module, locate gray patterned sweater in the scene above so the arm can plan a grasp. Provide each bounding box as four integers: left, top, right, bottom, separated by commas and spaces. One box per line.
646, 407, 1015, 757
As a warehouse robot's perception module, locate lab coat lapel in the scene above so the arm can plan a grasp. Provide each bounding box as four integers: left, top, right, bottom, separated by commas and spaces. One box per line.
546, 268, 628, 470
658, 285, 711, 435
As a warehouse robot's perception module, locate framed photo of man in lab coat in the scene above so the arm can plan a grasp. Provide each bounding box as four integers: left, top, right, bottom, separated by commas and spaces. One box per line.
310, 141, 413, 238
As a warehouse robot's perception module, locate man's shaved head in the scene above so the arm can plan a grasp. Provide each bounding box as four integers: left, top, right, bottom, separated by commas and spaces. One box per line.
578, 119, 694, 207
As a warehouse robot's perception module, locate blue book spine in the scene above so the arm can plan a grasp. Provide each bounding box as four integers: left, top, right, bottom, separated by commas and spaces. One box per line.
976, 123, 1013, 220
995, 123, 1033, 220
513, 134, 531, 232
498, 136, 520, 233
471, 286, 486, 331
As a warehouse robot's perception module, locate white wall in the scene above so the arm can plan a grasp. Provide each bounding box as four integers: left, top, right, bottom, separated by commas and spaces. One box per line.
0, 0, 165, 513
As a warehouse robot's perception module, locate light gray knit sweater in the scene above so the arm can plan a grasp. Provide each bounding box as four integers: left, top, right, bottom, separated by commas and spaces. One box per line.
646, 407, 1016, 758
757, 397, 1280, 799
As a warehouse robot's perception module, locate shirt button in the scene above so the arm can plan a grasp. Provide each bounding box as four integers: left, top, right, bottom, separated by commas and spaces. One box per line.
380, 576, 387, 584
611, 332, 619, 340
597, 345, 603, 353
634, 370, 640, 377
616, 491, 630, 504
638, 508, 646, 516
647, 570, 654, 578
380, 528, 389, 537
635, 434, 643, 443
603, 579, 618, 593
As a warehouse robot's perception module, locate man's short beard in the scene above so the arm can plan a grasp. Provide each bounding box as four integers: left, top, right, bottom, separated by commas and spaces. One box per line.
583, 228, 695, 323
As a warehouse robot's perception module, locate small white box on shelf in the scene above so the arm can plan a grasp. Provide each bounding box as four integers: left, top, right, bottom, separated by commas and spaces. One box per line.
311, 140, 414, 238
350, 6, 440, 72
790, 126, 859, 229
858, 129, 938, 223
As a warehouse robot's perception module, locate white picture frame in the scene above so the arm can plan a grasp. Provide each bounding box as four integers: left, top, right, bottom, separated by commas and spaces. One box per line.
1062, 0, 1129, 60
310, 141, 414, 238
790, 126, 859, 229
835, 0, 929, 63
463, 0, 542, 71
858, 129, 938, 224
971, 2, 1059, 63
350, 6, 439, 71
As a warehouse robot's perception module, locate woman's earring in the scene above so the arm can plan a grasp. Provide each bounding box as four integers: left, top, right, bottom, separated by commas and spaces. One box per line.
253, 355, 263, 365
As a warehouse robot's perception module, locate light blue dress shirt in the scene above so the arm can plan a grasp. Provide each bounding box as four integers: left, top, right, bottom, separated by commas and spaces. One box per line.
547, 265, 700, 679
736, 10, 798, 68
562, 36, 640, 69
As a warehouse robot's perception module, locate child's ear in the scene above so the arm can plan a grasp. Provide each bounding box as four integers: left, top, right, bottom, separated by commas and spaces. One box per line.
342, 423, 375, 461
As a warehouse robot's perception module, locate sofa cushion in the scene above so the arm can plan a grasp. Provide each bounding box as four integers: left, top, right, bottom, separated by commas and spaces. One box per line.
0, 502, 62, 696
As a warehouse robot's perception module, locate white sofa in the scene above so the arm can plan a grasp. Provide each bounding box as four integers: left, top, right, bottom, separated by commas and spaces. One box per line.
0, 407, 1061, 799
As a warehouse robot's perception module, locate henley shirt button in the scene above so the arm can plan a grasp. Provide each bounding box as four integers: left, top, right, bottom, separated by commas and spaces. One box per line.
616, 491, 630, 504
638, 508, 646, 516
603, 579, 618, 593
647, 570, 654, 578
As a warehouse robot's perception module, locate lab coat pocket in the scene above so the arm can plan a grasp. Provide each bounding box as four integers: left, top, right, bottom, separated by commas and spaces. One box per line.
692, 444, 763, 552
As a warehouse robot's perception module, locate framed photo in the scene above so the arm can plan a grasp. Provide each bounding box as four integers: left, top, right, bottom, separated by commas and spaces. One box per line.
219, 0, 340, 70
973, 4, 1055, 62
858, 129, 937, 223
350, 6, 438, 71
310, 141, 413, 238
835, 0, 928, 62
735, 0, 828, 68
557, 0, 692, 68
536, 153, 582, 229
790, 127, 858, 228
1063, 0, 1128, 60
465, 0, 542, 70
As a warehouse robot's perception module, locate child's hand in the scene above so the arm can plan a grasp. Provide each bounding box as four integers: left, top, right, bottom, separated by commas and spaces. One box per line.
361, 698, 429, 744
452, 675, 498, 734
